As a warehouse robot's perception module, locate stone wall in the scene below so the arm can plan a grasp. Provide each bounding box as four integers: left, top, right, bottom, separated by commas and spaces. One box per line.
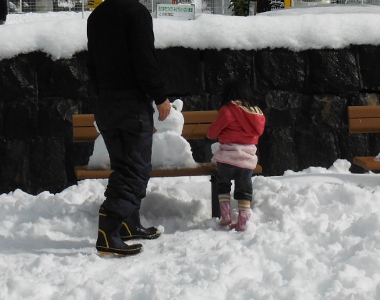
1, 46, 380, 194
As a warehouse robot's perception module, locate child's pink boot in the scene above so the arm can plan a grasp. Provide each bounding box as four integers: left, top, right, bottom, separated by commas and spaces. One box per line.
218, 194, 231, 226
230, 210, 251, 231
230, 200, 251, 231
219, 201, 232, 225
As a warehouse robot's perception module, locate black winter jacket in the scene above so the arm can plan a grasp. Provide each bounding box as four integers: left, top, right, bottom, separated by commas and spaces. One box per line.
87, 0, 167, 105
0, 0, 8, 21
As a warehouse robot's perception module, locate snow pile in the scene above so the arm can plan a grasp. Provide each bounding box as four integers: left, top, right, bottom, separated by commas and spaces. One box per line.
2, 160, 380, 298
2, 6, 380, 60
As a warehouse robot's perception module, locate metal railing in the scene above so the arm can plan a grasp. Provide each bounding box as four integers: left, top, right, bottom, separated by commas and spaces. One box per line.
8, 0, 232, 14
344, 0, 380, 4
9, 0, 84, 12
290, 0, 380, 5
7, 0, 380, 14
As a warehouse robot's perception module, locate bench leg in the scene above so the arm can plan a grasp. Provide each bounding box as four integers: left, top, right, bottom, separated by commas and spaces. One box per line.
211, 175, 220, 218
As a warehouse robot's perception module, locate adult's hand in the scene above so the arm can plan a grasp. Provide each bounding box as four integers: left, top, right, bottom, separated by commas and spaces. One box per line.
156, 99, 171, 121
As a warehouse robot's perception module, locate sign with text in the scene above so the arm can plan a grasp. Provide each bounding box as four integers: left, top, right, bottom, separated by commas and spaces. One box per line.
157, 4, 195, 21
270, 0, 285, 10
88, 0, 103, 9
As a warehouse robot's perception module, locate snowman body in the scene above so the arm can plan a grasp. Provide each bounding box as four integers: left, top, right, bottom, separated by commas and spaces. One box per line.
88, 99, 197, 170
152, 99, 197, 169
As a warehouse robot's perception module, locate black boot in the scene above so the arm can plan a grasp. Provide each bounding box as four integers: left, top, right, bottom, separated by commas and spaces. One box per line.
120, 209, 161, 241
96, 206, 143, 256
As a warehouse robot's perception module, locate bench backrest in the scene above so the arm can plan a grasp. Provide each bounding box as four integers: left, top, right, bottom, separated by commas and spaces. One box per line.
73, 111, 218, 142
348, 106, 380, 134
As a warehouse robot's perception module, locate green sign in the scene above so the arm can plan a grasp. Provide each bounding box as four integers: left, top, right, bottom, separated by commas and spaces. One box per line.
157, 4, 195, 20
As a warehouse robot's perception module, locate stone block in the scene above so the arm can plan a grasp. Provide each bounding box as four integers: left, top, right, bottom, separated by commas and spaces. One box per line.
208, 93, 222, 110
36, 51, 90, 100
358, 45, 380, 91
64, 141, 95, 186
370, 134, 380, 157
28, 138, 67, 193
296, 127, 338, 170
256, 48, 306, 92
263, 91, 308, 127
347, 93, 380, 106
178, 94, 210, 111
157, 47, 201, 95
258, 127, 299, 176
204, 49, 253, 95
188, 140, 206, 163
0, 53, 36, 101
37, 98, 79, 137
309, 95, 347, 129
3, 98, 37, 139
0, 139, 28, 187
81, 96, 96, 114
338, 130, 369, 160
307, 48, 360, 95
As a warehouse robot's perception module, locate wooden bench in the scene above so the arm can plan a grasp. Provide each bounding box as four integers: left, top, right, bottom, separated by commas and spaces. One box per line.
73, 111, 262, 218
348, 105, 380, 170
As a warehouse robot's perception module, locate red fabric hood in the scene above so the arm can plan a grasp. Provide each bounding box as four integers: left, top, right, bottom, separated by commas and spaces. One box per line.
206, 101, 266, 145
229, 103, 265, 137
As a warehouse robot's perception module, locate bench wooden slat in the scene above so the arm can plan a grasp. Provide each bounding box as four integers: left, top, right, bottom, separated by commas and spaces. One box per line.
75, 167, 112, 180
73, 114, 95, 127
152, 163, 217, 177
73, 112, 218, 142
349, 118, 380, 133
254, 164, 262, 174
348, 106, 380, 119
75, 163, 262, 180
75, 163, 218, 180
348, 106, 380, 170
73, 127, 100, 142
72, 112, 218, 129
183, 111, 218, 124
353, 157, 380, 171
182, 124, 211, 139
348, 106, 380, 133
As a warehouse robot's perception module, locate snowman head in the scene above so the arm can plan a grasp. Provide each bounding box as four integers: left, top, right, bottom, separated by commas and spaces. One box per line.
153, 99, 184, 135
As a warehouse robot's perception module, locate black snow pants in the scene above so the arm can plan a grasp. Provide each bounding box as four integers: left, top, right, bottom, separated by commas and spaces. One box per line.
95, 89, 154, 219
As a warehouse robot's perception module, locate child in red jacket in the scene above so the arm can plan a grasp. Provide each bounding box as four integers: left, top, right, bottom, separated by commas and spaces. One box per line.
207, 78, 265, 231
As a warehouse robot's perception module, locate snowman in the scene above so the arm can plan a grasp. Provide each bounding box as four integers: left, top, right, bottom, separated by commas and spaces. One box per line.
152, 99, 197, 169
87, 123, 110, 170
87, 99, 197, 170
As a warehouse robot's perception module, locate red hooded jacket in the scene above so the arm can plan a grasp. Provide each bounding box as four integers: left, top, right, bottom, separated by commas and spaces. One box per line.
207, 101, 266, 145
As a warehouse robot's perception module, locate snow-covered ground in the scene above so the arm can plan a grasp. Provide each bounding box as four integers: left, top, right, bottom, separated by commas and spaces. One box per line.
2, 7, 380, 300
2, 160, 380, 299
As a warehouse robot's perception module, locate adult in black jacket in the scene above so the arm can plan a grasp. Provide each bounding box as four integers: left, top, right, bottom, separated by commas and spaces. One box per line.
87, 0, 171, 256
0, 0, 8, 25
